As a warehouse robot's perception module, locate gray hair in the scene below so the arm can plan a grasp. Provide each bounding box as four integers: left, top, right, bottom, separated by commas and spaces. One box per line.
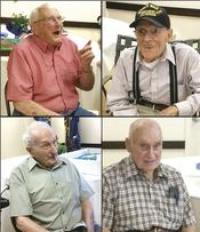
29, 3, 53, 25
22, 121, 54, 147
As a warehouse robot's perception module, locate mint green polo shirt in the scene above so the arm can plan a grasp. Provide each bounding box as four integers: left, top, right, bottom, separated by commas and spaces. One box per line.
9, 156, 94, 231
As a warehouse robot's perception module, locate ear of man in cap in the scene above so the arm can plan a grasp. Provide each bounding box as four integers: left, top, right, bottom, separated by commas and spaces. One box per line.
129, 3, 170, 29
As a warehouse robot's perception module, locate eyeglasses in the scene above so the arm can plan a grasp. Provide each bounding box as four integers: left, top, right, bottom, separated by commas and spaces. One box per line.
135, 27, 164, 38
34, 15, 64, 24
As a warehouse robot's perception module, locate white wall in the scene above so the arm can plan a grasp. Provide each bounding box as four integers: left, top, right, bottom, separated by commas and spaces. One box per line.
185, 118, 200, 156
104, 1, 200, 40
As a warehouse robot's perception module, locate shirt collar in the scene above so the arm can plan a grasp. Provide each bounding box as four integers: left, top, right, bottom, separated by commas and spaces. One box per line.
126, 155, 140, 179
161, 43, 176, 65
27, 156, 66, 171
125, 156, 169, 180
157, 163, 169, 178
31, 34, 62, 53
135, 43, 176, 69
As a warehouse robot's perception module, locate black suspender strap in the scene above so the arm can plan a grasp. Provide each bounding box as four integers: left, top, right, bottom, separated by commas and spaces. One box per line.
132, 46, 141, 103
132, 45, 178, 105
169, 45, 178, 104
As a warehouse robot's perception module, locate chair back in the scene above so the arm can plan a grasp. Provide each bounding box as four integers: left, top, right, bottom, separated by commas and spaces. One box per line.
4, 81, 12, 116
172, 39, 200, 53
114, 34, 137, 64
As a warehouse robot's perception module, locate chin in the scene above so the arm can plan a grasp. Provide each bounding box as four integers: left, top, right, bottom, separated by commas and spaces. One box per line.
49, 37, 61, 46
143, 55, 157, 62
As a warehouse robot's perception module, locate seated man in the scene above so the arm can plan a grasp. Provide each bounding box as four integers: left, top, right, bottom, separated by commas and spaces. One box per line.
103, 119, 196, 232
7, 4, 95, 116
107, 3, 200, 116
9, 121, 95, 232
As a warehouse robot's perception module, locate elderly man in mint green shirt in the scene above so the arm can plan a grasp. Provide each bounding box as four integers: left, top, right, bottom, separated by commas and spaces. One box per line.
9, 121, 95, 232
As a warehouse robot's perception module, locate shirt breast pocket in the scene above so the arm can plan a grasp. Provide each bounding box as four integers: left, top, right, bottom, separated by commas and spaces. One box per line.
60, 61, 79, 84
164, 196, 183, 224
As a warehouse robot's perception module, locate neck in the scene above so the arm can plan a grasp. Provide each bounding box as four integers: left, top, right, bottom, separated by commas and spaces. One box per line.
144, 171, 154, 181
140, 47, 166, 63
143, 57, 158, 63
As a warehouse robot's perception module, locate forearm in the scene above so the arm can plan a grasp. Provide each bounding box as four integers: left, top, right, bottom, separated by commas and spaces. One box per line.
77, 67, 95, 91
159, 105, 179, 116
181, 224, 196, 232
15, 216, 49, 232
107, 93, 137, 115
103, 228, 112, 232
81, 199, 94, 232
174, 94, 200, 116
13, 100, 59, 116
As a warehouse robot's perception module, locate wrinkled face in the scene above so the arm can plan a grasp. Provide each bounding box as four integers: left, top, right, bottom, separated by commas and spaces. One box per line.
126, 123, 162, 175
32, 7, 63, 45
135, 21, 172, 62
27, 128, 58, 168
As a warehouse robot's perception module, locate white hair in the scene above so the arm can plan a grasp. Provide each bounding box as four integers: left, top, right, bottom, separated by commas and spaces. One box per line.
22, 121, 54, 147
129, 119, 162, 140
29, 3, 55, 25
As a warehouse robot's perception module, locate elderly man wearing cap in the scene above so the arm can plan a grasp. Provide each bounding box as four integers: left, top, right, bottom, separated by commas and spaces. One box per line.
107, 3, 200, 116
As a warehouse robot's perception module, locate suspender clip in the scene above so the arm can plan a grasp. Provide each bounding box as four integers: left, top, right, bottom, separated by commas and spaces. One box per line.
128, 91, 136, 104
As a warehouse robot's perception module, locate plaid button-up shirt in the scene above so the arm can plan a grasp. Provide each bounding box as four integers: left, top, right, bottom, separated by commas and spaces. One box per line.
103, 156, 196, 232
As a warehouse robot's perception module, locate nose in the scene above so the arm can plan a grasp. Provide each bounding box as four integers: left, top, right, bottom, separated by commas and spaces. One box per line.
48, 142, 58, 152
147, 146, 156, 158
143, 32, 152, 41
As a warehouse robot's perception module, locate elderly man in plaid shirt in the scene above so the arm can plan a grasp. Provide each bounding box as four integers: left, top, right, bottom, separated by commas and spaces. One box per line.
103, 119, 196, 232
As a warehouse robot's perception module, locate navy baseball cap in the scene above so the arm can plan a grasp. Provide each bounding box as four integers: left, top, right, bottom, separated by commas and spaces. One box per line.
129, 3, 170, 29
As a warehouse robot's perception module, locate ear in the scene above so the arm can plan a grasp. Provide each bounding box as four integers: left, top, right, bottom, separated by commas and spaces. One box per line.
31, 24, 39, 36
26, 146, 31, 154
125, 137, 131, 153
167, 29, 173, 41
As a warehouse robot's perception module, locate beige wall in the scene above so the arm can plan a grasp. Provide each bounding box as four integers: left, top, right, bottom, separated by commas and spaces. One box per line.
103, 117, 186, 141
104, 1, 200, 40
1, 118, 34, 158
1, 117, 101, 159
103, 118, 200, 167
1, 1, 100, 42
1, 1, 100, 22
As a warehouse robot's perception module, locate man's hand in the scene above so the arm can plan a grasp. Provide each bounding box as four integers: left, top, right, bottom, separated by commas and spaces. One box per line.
159, 105, 179, 116
79, 40, 95, 73
15, 216, 49, 232
14, 100, 60, 116
81, 199, 94, 232
76, 40, 95, 90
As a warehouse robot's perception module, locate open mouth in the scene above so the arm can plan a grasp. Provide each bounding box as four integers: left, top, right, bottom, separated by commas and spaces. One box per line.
53, 31, 60, 36
144, 46, 153, 49
145, 160, 156, 164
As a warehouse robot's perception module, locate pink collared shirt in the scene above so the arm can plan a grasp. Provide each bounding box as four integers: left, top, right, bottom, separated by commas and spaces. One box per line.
7, 34, 83, 113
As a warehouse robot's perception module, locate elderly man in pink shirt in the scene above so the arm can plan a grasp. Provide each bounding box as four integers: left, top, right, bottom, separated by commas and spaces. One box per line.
7, 4, 96, 116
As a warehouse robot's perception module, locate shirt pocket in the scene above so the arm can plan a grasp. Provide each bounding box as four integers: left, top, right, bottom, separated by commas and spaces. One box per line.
163, 196, 183, 224
177, 84, 187, 101
60, 61, 79, 84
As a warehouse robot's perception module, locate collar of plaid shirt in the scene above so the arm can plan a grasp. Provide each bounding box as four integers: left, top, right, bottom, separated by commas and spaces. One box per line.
125, 155, 169, 181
